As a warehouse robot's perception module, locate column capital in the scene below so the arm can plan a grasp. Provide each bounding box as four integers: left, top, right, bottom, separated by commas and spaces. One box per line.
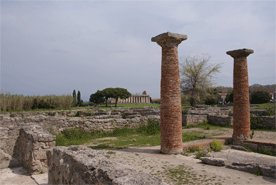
151, 32, 187, 47
226, 48, 254, 59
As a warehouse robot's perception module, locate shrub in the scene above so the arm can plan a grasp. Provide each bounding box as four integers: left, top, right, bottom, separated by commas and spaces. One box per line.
197, 145, 204, 151
187, 147, 196, 153
182, 109, 188, 115
250, 115, 263, 129
137, 119, 160, 135
266, 108, 275, 116
210, 139, 223, 151
196, 151, 207, 159
204, 95, 218, 105
250, 91, 271, 104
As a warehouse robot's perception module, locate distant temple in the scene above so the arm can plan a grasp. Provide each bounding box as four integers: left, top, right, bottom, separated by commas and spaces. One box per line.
110, 91, 151, 104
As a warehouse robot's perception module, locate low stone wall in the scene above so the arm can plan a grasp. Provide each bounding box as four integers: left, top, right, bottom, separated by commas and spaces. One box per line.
250, 115, 276, 129
19, 124, 56, 174
250, 109, 268, 116
0, 126, 22, 169
0, 108, 161, 134
243, 140, 276, 155
0, 114, 160, 134
47, 145, 167, 185
259, 116, 276, 129
0, 123, 55, 174
182, 114, 207, 126
188, 107, 232, 116
208, 115, 233, 126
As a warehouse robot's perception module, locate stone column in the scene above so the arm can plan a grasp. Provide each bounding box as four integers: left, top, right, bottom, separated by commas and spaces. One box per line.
152, 32, 187, 154
227, 48, 254, 144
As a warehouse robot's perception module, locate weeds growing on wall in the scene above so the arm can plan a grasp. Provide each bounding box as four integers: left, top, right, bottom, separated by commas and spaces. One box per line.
250, 115, 263, 130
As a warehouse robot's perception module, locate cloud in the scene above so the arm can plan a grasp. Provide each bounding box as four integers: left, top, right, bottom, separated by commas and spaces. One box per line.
1, 1, 275, 100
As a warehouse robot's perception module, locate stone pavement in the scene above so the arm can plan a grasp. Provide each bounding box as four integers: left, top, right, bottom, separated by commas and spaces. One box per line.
0, 167, 47, 185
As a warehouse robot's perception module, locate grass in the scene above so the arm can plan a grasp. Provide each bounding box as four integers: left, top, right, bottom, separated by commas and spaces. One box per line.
151, 164, 220, 185
250, 103, 276, 110
55, 119, 221, 148
0, 93, 72, 112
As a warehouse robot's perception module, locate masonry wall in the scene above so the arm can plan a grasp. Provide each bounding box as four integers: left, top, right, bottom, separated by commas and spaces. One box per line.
0, 108, 160, 134
208, 115, 233, 126
0, 126, 22, 169
0, 123, 56, 174
182, 114, 207, 126
47, 145, 167, 185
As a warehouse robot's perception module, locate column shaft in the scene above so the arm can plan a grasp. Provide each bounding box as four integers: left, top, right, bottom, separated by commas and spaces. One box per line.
152, 32, 187, 154
227, 48, 253, 144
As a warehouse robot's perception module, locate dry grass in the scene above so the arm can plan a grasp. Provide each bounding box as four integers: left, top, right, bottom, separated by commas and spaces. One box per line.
0, 93, 72, 112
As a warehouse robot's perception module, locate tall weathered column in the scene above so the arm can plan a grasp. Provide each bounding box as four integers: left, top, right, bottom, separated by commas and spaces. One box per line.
227, 48, 254, 144
152, 32, 187, 154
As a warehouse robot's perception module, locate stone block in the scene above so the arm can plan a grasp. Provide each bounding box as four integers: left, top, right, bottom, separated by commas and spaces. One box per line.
47, 146, 167, 185
200, 157, 226, 166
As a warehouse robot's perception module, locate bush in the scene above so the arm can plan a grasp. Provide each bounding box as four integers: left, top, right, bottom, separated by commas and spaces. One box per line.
250, 91, 271, 104
210, 139, 223, 151
250, 115, 263, 129
187, 147, 196, 153
225, 91, 233, 103
204, 95, 218, 105
182, 109, 188, 115
196, 151, 207, 159
266, 108, 275, 116
137, 119, 160, 135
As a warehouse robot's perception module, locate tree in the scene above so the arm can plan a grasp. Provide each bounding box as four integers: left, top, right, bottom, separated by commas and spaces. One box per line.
250, 91, 271, 104
101, 88, 114, 107
77, 91, 81, 106
72, 90, 76, 106
112, 88, 131, 107
89, 90, 105, 106
225, 91, 233, 103
180, 54, 222, 107
204, 87, 218, 105
101, 87, 132, 107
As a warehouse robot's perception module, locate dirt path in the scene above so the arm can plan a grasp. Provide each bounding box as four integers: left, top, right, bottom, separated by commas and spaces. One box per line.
101, 128, 276, 185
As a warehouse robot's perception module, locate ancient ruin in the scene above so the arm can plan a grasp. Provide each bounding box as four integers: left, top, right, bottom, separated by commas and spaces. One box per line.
110, 91, 151, 104
152, 32, 187, 154
227, 48, 254, 144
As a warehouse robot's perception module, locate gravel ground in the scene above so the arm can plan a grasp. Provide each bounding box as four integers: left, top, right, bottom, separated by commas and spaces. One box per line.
103, 128, 276, 185
106, 146, 275, 185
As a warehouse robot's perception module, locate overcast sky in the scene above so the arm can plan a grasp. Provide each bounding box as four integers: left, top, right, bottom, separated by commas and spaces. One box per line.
1, 0, 275, 100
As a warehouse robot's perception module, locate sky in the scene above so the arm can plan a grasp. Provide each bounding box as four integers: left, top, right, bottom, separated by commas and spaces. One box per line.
1, 0, 275, 101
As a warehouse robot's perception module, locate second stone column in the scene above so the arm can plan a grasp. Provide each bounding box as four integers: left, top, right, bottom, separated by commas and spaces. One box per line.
152, 32, 187, 154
